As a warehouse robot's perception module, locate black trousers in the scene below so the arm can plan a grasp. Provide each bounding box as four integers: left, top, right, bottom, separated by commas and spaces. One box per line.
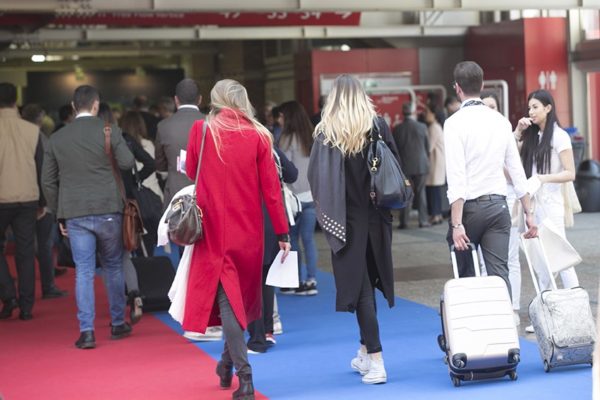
0, 206, 37, 312
247, 263, 275, 353
356, 242, 382, 354
446, 198, 512, 295
400, 174, 428, 226
36, 212, 57, 294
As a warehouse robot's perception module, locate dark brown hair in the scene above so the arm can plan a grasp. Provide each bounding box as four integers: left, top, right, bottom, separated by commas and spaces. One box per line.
119, 111, 148, 143
454, 61, 483, 96
278, 100, 314, 157
520, 89, 560, 178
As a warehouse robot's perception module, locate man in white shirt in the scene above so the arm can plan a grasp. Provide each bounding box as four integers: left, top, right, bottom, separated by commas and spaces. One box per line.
444, 61, 537, 289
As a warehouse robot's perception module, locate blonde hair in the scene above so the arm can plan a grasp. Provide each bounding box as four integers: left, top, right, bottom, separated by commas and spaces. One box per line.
206, 79, 272, 154
314, 74, 377, 156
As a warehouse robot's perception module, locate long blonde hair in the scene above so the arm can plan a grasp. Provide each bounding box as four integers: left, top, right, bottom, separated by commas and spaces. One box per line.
314, 74, 377, 156
206, 79, 272, 154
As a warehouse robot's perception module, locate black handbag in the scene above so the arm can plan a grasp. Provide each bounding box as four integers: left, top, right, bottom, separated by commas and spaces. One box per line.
367, 119, 414, 209
164, 122, 207, 246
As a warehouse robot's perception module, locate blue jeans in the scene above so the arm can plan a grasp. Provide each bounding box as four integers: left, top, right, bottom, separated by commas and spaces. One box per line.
66, 213, 126, 332
290, 201, 318, 282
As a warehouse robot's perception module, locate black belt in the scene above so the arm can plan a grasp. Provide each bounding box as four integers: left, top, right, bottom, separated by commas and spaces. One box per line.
465, 194, 506, 203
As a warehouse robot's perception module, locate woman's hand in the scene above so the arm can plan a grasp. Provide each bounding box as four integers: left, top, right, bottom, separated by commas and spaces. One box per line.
279, 241, 291, 262
515, 117, 533, 140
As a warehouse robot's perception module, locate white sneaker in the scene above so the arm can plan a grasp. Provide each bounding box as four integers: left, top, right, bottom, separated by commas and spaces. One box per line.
362, 357, 387, 384
183, 326, 223, 341
525, 324, 535, 333
513, 312, 520, 326
350, 350, 370, 376
273, 319, 283, 335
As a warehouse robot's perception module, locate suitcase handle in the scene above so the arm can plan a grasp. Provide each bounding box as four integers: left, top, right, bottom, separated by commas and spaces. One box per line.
450, 243, 480, 279
520, 233, 558, 295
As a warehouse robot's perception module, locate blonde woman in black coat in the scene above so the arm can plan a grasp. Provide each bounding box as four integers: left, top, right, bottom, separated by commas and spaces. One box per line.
308, 74, 398, 385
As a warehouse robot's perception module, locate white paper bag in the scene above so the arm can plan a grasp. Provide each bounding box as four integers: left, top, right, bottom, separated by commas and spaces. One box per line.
521, 218, 582, 275
266, 251, 299, 288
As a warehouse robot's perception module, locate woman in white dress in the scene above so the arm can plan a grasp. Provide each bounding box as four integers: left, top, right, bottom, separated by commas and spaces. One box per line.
514, 89, 579, 332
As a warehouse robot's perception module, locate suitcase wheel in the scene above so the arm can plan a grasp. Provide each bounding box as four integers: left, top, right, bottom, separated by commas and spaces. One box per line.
437, 334, 447, 352
543, 360, 551, 373
451, 376, 461, 387
508, 370, 518, 381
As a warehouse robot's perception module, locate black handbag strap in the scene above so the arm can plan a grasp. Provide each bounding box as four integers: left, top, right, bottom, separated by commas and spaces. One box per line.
193, 122, 208, 192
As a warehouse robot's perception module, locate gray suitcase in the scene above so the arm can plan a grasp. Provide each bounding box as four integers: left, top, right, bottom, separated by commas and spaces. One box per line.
438, 244, 520, 387
522, 235, 596, 372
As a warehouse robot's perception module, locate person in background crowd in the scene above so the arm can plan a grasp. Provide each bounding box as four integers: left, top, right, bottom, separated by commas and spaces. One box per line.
481, 90, 522, 326
514, 89, 579, 333
393, 102, 431, 229
120, 111, 163, 201
444, 61, 537, 293
310, 95, 326, 127
308, 74, 398, 385
0, 83, 44, 321
157, 96, 176, 120
444, 95, 461, 119
53, 104, 75, 133
184, 79, 290, 400
98, 103, 154, 324
133, 95, 160, 142
42, 85, 135, 349
423, 105, 446, 226
20, 104, 68, 299
247, 148, 297, 353
278, 100, 319, 296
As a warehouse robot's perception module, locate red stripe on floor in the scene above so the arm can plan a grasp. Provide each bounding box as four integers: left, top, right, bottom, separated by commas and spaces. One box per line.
0, 260, 267, 400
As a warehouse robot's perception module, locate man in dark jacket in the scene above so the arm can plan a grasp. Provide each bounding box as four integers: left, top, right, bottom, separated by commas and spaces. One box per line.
42, 85, 135, 349
155, 78, 205, 210
392, 102, 430, 229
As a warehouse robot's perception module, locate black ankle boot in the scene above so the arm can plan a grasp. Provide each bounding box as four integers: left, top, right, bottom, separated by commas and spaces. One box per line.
216, 360, 233, 389
0, 298, 18, 319
232, 373, 254, 400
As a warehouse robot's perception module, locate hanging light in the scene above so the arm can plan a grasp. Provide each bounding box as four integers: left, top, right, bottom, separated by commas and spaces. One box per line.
31, 54, 46, 62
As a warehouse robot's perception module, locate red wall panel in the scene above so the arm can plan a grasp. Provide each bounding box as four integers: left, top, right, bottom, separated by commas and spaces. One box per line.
588, 72, 600, 160
524, 18, 571, 127
465, 20, 526, 125
466, 18, 571, 128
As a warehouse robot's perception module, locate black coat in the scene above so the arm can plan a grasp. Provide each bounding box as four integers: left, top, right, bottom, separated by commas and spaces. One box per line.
120, 132, 156, 200
332, 119, 397, 312
263, 148, 298, 265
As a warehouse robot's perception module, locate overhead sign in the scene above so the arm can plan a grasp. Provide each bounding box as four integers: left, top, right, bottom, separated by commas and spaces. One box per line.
0, 12, 361, 27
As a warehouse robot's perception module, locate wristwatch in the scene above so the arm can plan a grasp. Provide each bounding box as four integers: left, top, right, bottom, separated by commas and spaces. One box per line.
451, 223, 463, 229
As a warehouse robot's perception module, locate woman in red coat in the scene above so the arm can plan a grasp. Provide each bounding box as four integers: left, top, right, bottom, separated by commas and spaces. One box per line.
185, 79, 290, 400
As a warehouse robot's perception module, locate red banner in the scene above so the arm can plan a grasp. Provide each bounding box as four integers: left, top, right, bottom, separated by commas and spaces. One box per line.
0, 12, 361, 27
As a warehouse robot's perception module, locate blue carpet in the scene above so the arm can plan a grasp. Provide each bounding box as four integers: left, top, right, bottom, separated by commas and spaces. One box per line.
155, 270, 591, 399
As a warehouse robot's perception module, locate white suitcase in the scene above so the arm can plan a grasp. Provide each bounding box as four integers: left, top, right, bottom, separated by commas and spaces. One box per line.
521, 235, 596, 372
438, 244, 520, 387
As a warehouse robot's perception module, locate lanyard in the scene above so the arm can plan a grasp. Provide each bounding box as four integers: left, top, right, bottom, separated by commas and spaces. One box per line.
462, 100, 485, 108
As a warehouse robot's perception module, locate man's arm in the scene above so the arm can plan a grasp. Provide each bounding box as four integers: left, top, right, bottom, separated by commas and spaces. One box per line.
444, 119, 470, 250
154, 125, 168, 172
504, 127, 538, 238
110, 125, 135, 170
41, 140, 59, 215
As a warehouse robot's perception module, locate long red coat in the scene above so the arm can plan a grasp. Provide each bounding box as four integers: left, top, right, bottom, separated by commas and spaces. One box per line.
183, 111, 288, 333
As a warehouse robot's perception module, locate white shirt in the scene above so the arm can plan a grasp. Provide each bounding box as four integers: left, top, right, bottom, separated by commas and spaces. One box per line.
75, 112, 93, 119
177, 105, 199, 111
444, 98, 528, 204
532, 124, 572, 208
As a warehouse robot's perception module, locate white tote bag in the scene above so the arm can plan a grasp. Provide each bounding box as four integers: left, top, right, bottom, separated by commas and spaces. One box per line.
521, 218, 582, 275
